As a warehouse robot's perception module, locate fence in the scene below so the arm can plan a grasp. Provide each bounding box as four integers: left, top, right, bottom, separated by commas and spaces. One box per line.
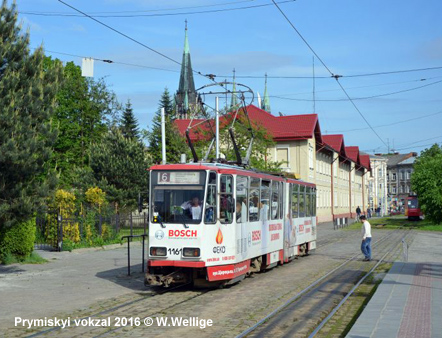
35, 212, 148, 251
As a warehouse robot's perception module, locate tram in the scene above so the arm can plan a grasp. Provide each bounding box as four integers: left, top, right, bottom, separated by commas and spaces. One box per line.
405, 195, 422, 221
145, 163, 317, 287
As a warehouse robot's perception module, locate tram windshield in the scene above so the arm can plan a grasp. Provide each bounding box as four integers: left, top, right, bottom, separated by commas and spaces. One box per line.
151, 171, 206, 224
407, 198, 418, 209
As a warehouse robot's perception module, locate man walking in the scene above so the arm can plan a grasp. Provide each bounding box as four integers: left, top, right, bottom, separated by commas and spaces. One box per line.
360, 215, 372, 261
356, 206, 361, 222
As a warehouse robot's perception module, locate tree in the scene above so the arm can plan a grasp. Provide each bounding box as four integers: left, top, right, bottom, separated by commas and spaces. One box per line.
45, 58, 122, 185
194, 110, 284, 172
89, 128, 150, 211
147, 88, 188, 164
120, 100, 139, 140
0, 1, 62, 229
411, 144, 442, 224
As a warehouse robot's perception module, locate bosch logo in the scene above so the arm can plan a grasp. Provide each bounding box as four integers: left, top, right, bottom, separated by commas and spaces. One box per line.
155, 230, 164, 240
168, 230, 197, 238
213, 246, 226, 254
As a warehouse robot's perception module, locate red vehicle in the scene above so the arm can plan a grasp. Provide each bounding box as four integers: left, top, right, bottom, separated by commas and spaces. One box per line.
405, 195, 422, 220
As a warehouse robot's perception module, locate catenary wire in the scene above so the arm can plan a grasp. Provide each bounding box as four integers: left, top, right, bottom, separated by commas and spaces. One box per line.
329, 110, 442, 133
22, 0, 296, 18
271, 79, 442, 102
37, 47, 442, 83
271, 0, 387, 147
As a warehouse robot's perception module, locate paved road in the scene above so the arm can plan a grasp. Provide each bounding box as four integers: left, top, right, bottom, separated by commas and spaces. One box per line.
0, 222, 381, 338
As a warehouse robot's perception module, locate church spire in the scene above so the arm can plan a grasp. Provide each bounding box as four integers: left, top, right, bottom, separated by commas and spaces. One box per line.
261, 73, 271, 113
230, 68, 238, 108
176, 20, 197, 118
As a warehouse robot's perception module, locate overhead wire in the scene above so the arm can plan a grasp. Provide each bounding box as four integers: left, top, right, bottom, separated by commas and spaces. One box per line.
37, 47, 442, 81
329, 111, 442, 133
271, 79, 442, 102
270, 0, 389, 148
22, 0, 296, 18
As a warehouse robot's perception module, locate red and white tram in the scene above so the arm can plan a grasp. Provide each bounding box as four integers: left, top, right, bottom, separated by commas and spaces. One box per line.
145, 163, 317, 287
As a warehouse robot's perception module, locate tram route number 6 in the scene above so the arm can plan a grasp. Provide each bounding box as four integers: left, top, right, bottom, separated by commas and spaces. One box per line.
160, 173, 170, 183
168, 248, 182, 255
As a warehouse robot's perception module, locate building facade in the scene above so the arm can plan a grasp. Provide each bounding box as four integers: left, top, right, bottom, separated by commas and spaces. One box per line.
175, 105, 371, 224
386, 153, 417, 212
367, 154, 388, 216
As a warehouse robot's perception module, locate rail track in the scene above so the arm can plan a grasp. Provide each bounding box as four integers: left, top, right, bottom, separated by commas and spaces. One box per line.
20, 228, 408, 338
235, 229, 413, 338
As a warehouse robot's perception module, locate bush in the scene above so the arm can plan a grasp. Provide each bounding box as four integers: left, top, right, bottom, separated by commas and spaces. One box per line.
0, 218, 36, 259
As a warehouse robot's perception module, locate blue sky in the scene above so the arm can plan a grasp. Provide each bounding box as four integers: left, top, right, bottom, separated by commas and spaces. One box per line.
16, 0, 442, 154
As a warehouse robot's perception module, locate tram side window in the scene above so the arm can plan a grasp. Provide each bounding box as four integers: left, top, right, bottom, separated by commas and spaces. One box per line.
249, 178, 260, 221
260, 180, 271, 221
299, 185, 306, 217
291, 184, 299, 218
279, 182, 284, 219
271, 181, 280, 220
306, 187, 311, 217
236, 176, 248, 223
220, 174, 233, 224
205, 171, 217, 224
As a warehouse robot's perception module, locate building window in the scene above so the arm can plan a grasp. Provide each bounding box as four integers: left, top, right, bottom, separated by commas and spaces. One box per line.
392, 186, 396, 194
387, 173, 389, 182
308, 144, 314, 169
407, 171, 411, 180
400, 186, 404, 193
392, 173, 396, 181
276, 148, 289, 167
406, 185, 410, 193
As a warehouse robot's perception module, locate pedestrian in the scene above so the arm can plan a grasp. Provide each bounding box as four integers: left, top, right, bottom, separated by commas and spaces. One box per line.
356, 206, 361, 222
367, 207, 372, 219
360, 215, 372, 261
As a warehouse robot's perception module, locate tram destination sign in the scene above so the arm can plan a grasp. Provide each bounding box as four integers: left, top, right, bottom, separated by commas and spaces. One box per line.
157, 171, 200, 185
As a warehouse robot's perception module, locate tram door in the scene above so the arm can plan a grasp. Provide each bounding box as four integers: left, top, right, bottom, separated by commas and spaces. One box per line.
236, 176, 248, 260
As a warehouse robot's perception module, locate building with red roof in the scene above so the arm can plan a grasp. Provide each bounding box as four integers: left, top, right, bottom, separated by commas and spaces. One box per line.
174, 104, 371, 224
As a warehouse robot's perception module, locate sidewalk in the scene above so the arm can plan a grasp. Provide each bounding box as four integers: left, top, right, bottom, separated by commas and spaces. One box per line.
0, 242, 147, 329
346, 231, 442, 338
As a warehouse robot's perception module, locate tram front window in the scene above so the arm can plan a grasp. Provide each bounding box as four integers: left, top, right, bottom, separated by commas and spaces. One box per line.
153, 187, 204, 223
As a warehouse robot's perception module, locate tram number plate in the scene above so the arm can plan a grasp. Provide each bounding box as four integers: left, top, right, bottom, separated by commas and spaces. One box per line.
168, 248, 182, 255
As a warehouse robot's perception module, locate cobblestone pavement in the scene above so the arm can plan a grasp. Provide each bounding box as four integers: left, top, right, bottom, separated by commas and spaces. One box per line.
1, 223, 392, 338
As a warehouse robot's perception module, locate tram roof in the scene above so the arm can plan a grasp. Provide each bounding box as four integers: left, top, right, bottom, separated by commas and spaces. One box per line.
150, 163, 316, 187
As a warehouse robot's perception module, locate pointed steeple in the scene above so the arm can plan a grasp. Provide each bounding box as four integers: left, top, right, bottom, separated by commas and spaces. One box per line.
176, 20, 198, 118
230, 68, 238, 108
261, 73, 271, 113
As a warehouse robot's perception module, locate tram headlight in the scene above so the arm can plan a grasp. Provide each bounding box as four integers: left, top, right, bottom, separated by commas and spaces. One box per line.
150, 247, 166, 256
183, 247, 200, 257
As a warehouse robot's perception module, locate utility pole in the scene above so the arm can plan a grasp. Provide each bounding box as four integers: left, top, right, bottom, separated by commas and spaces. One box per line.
216, 97, 219, 159
161, 107, 166, 164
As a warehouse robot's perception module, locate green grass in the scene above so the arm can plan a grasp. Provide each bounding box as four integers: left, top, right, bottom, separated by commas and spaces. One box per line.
347, 216, 442, 231
1, 251, 48, 265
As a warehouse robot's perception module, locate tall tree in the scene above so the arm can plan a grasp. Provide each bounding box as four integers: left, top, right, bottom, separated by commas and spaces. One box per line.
45, 58, 122, 185
89, 128, 150, 211
120, 100, 139, 140
411, 144, 442, 224
0, 1, 62, 228
147, 88, 188, 164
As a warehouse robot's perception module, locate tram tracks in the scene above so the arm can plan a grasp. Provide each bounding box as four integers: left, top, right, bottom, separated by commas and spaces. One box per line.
24, 282, 208, 338
21, 228, 404, 338
235, 229, 412, 338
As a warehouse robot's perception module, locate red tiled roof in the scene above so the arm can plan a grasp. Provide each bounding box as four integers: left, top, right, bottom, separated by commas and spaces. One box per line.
359, 154, 371, 170
345, 146, 360, 165
174, 104, 321, 142
322, 134, 347, 157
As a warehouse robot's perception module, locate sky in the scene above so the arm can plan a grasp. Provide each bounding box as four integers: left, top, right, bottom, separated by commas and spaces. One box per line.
16, 0, 442, 154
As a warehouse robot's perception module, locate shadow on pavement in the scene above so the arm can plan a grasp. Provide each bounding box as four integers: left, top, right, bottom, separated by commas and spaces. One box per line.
95, 263, 147, 292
